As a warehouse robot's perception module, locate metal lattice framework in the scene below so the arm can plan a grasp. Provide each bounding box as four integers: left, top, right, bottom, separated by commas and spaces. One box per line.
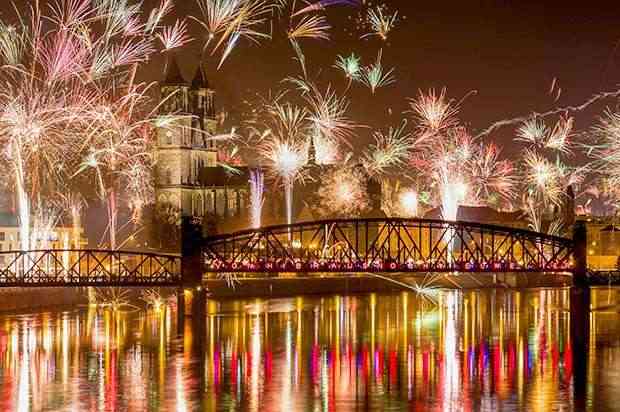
0, 249, 181, 287
203, 218, 574, 274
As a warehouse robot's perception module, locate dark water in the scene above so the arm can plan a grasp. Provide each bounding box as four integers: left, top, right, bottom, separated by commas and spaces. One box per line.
0, 288, 620, 411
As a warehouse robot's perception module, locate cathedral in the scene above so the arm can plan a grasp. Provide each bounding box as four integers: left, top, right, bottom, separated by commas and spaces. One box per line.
155, 58, 249, 233
154, 58, 383, 239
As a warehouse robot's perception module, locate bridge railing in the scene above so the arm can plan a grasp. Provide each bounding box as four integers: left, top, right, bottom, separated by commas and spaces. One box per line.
203, 218, 574, 274
0, 249, 182, 287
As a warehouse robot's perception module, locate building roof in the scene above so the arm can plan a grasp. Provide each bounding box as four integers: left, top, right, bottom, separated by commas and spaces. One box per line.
423, 205, 524, 225
163, 56, 186, 86
199, 166, 251, 187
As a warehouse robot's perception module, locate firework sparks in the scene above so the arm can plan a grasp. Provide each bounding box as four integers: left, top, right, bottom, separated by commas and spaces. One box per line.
516, 117, 548, 147
409, 88, 460, 135
523, 149, 563, 206
361, 49, 395, 94
546, 115, 574, 153
334, 53, 362, 87
0, 0, 179, 251
249, 169, 265, 228
470, 143, 516, 206
363, 121, 412, 176
318, 166, 370, 216
193, 0, 278, 69
257, 102, 308, 225
292, 0, 360, 16
303, 82, 359, 148
157, 19, 193, 51
288, 13, 331, 77
398, 189, 419, 217
361, 5, 399, 41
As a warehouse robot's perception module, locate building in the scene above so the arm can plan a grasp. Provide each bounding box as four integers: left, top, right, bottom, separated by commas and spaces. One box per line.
578, 216, 620, 269
155, 58, 249, 233
0, 212, 86, 263
423, 205, 527, 230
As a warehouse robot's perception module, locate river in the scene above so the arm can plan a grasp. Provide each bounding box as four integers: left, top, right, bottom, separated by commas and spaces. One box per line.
0, 288, 618, 411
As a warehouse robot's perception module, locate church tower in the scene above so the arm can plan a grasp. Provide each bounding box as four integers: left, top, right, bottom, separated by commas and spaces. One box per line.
155, 58, 219, 218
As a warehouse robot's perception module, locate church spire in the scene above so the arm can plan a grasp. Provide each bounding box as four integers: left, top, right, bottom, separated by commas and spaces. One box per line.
307, 136, 316, 165
191, 62, 210, 90
163, 55, 186, 85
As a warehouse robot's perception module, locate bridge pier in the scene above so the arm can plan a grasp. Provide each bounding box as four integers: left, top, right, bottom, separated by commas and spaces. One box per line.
570, 220, 590, 407
177, 218, 206, 336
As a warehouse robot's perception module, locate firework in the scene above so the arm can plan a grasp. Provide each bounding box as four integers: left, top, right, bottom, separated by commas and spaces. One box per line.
157, 19, 193, 51
516, 117, 548, 147
303, 83, 359, 148
409, 88, 459, 135
398, 189, 419, 217
257, 102, 308, 225
334, 53, 362, 87
78, 84, 162, 248
249, 169, 265, 228
288, 14, 331, 41
292, 0, 360, 16
523, 149, 563, 207
592, 111, 620, 182
90, 287, 136, 311
440, 176, 468, 222
193, 0, 278, 68
361, 5, 398, 41
267, 139, 304, 225
546, 115, 574, 153
361, 49, 395, 94
318, 166, 369, 216
469, 143, 516, 207
0, 0, 180, 251
363, 121, 412, 176
288, 14, 331, 77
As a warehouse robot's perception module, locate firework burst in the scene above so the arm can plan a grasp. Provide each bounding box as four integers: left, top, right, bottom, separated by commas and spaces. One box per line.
361, 5, 399, 41
409, 88, 460, 136
361, 49, 395, 94
363, 121, 412, 176
318, 166, 370, 216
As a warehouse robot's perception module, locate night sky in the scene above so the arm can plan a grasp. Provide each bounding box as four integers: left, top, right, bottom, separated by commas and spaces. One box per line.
3, 1, 620, 147
144, 0, 620, 150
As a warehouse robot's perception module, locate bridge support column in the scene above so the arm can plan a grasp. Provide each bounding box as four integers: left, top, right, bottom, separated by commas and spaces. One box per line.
177, 218, 206, 335
570, 220, 590, 408
572, 220, 588, 287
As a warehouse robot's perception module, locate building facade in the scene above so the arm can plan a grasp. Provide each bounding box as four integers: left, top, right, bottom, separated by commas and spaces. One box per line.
0, 212, 86, 263
155, 58, 248, 232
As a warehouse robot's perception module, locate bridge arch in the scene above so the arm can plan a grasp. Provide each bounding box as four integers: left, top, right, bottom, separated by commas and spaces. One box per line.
203, 218, 575, 274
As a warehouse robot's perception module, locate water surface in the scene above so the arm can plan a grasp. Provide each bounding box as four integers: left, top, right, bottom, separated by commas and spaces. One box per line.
0, 288, 619, 411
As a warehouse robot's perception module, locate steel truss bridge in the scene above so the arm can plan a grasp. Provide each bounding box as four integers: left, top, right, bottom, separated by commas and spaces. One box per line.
0, 249, 181, 287
0, 218, 580, 288
203, 218, 575, 274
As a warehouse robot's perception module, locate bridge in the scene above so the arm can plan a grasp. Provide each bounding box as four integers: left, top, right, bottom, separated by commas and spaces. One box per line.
0, 218, 587, 288
202, 218, 575, 274
0, 249, 181, 287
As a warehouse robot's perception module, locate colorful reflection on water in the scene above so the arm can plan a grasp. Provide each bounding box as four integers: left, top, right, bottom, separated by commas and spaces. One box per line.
1, 288, 620, 411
